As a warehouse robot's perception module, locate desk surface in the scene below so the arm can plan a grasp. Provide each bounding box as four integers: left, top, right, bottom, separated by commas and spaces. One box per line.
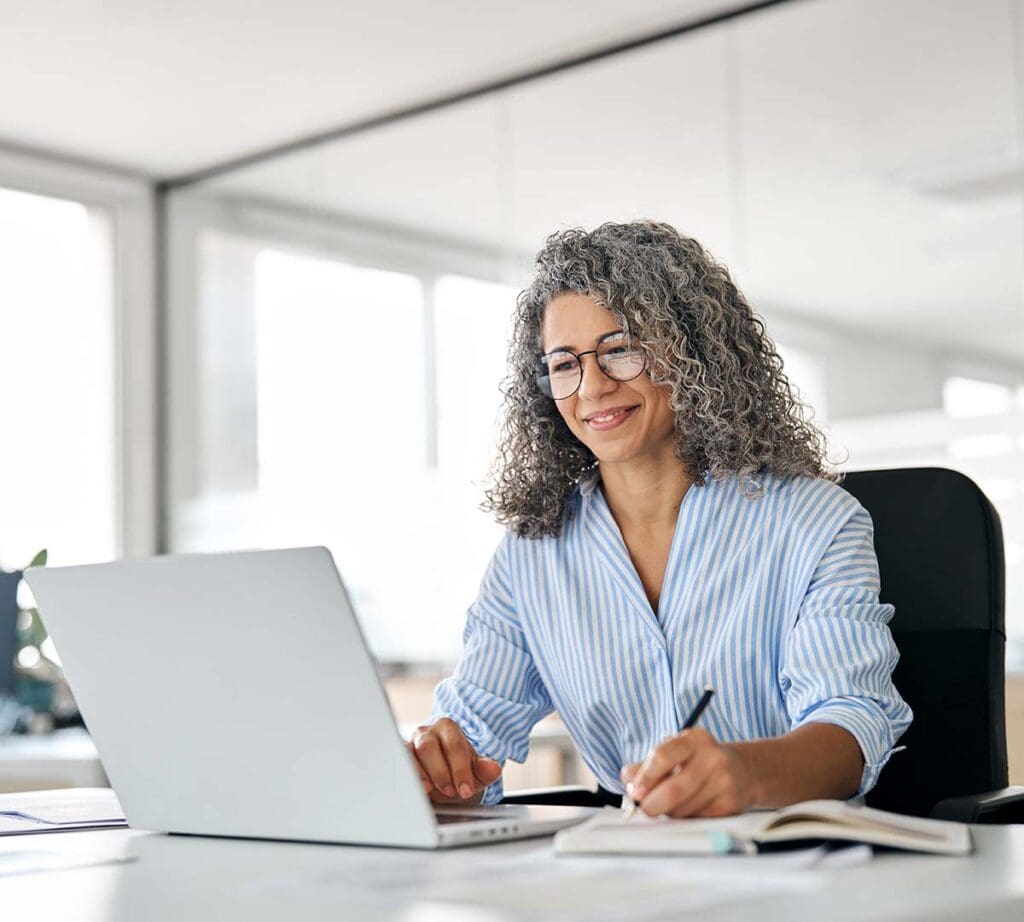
1, 822, 1024, 921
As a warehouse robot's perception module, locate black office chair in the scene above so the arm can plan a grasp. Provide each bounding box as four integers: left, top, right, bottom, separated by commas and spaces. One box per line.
504, 468, 1024, 822
846, 468, 1023, 822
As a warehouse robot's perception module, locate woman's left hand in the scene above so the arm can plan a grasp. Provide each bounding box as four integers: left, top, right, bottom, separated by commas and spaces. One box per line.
619, 728, 755, 818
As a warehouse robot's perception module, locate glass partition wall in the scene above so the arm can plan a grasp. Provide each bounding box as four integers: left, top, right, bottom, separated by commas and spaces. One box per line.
163, 0, 1024, 670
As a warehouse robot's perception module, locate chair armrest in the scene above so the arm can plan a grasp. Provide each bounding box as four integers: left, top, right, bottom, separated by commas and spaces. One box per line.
500, 785, 601, 807
931, 787, 1024, 824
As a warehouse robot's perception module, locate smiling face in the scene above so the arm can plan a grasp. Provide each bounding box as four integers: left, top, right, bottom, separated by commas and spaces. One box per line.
541, 292, 678, 468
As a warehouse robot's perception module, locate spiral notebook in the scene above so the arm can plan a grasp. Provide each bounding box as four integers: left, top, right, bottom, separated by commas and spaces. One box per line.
554, 800, 972, 856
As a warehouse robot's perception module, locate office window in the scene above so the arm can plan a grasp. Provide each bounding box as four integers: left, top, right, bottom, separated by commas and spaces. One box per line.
253, 248, 431, 657
430, 273, 515, 642
943, 376, 1014, 420
171, 236, 520, 664
0, 186, 117, 569
434, 275, 516, 479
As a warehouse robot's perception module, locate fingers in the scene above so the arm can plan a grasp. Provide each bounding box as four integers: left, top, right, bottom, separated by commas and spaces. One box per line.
404, 741, 435, 794
627, 728, 709, 802
640, 754, 716, 817
438, 721, 478, 799
411, 723, 457, 797
698, 791, 745, 818
473, 757, 502, 786
626, 733, 747, 818
409, 719, 502, 801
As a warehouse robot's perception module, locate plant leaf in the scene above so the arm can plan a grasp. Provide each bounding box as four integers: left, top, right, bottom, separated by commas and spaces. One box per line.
27, 549, 47, 568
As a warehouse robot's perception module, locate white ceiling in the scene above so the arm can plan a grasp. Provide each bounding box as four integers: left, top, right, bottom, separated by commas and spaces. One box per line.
6, 0, 1021, 366
203, 0, 1024, 365
0, 0, 746, 177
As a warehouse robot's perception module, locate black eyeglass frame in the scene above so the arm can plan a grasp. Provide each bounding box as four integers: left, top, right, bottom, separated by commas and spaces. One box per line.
535, 330, 648, 400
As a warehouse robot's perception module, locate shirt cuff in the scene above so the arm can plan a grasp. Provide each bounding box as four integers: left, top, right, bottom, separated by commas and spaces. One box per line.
791, 697, 903, 795
480, 775, 505, 805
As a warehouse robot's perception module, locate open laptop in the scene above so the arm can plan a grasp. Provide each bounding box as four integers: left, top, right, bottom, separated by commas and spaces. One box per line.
24, 547, 594, 848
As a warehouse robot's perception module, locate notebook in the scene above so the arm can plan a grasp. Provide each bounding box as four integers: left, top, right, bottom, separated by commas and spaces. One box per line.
554, 800, 973, 856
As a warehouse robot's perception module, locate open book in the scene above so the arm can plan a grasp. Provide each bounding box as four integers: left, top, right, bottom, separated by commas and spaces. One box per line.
554, 800, 972, 856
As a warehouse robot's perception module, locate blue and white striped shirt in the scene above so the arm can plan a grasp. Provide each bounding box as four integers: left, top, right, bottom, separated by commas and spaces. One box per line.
431, 470, 912, 804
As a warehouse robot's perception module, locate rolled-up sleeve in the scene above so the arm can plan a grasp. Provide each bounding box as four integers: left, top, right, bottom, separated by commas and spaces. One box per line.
780, 504, 913, 794
429, 533, 553, 804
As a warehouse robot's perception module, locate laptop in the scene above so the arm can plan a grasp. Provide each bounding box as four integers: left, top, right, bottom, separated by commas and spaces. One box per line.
24, 547, 594, 848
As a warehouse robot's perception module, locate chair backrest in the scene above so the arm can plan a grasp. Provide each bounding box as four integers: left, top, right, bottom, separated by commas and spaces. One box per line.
841, 468, 1007, 816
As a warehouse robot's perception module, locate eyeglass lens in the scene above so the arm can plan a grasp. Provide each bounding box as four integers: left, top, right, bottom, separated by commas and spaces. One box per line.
537, 334, 645, 399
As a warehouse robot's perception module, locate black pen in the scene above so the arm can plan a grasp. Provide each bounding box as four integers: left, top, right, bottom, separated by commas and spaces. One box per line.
624, 685, 715, 821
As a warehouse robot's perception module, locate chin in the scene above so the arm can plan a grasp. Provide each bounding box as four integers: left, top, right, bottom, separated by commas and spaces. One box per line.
584, 442, 640, 465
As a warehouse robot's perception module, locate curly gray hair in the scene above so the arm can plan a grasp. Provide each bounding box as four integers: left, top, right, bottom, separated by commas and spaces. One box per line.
483, 220, 834, 539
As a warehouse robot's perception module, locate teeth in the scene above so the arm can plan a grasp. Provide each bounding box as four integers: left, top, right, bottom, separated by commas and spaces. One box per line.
590, 409, 629, 423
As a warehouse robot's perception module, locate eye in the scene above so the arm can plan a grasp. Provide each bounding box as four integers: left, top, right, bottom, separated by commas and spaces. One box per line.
545, 352, 577, 374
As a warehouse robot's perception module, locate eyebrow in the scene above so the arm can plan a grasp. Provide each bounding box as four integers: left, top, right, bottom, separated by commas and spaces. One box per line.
544, 329, 624, 355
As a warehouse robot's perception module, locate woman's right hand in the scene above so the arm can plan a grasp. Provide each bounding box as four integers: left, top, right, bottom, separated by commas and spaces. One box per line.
406, 717, 503, 804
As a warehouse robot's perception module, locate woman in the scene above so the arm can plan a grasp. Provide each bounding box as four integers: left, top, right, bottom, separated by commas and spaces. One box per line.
407, 220, 911, 818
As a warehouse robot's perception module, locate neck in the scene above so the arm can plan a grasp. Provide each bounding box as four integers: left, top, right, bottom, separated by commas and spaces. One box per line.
597, 449, 694, 533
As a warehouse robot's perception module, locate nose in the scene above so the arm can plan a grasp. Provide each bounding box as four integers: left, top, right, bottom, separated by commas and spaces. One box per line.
577, 353, 617, 402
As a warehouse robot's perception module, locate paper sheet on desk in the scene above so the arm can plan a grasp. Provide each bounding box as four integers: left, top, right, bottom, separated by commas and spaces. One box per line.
0, 788, 126, 835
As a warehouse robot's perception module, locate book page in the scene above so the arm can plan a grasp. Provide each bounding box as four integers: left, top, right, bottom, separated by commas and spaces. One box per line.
555, 807, 767, 855
758, 800, 972, 854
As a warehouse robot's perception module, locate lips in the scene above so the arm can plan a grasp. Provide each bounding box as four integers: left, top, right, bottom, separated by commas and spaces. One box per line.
583, 405, 639, 431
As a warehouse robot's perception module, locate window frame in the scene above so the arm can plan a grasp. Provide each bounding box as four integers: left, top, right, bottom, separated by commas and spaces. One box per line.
0, 144, 158, 559
162, 192, 526, 664
162, 189, 524, 533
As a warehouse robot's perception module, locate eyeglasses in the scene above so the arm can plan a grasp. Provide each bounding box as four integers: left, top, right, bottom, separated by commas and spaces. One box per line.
536, 331, 647, 400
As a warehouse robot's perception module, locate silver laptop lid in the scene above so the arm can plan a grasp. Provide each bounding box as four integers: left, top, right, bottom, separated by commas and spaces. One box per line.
25, 547, 440, 847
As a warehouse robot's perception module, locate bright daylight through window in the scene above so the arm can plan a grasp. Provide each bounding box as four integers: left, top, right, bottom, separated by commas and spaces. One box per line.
176, 239, 516, 664
0, 186, 117, 572
255, 254, 513, 662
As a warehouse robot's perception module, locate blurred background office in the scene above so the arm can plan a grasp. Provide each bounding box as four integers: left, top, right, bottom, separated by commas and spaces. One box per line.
1, 0, 1023, 792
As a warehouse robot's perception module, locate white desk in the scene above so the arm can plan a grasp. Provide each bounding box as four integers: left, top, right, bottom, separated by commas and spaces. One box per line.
1, 822, 1023, 921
